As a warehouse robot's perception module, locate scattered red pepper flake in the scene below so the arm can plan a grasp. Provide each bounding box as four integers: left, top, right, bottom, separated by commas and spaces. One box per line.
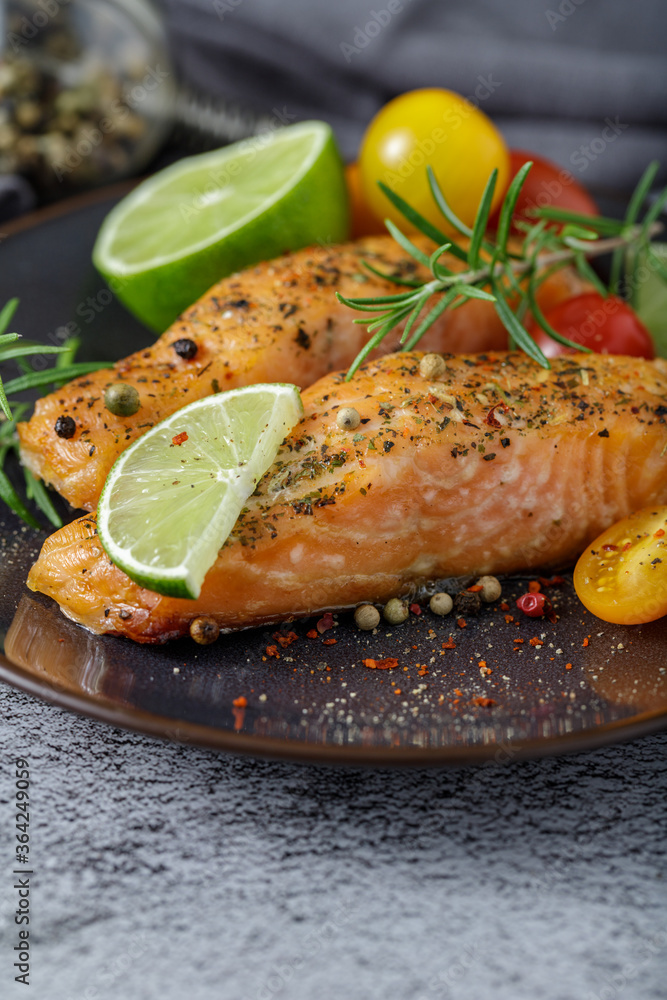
565, 663, 573, 670
442, 638, 456, 649
454, 688, 463, 697
265, 645, 280, 658
172, 431, 188, 446
232, 696, 247, 707
417, 665, 429, 676
409, 603, 422, 615
316, 612, 335, 633
478, 660, 487, 668
273, 630, 298, 648
528, 580, 541, 593
471, 696, 496, 707
514, 638, 524, 644
467, 584, 483, 593
529, 636, 544, 647
306, 629, 318, 639
485, 402, 509, 427
583, 637, 589, 647
232, 705, 246, 731
322, 637, 337, 645
622, 542, 632, 551
500, 602, 509, 611
656, 528, 665, 538
363, 657, 399, 670
394, 688, 402, 695
537, 575, 564, 587
504, 614, 514, 623
456, 617, 467, 628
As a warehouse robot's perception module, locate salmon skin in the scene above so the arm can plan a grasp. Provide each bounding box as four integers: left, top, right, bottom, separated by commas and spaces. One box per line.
17, 235, 586, 512
28, 350, 667, 643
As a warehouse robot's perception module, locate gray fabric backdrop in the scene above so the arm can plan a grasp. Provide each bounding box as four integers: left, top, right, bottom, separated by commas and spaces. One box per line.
158, 0, 667, 192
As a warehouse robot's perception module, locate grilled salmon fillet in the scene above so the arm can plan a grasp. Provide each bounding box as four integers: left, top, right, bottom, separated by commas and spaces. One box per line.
28, 350, 667, 643
17, 235, 586, 512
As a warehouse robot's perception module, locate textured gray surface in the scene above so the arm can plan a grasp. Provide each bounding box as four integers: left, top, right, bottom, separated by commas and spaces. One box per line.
1, 684, 666, 1000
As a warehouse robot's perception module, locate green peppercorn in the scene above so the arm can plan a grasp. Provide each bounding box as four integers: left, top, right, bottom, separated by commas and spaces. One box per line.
337, 406, 361, 431
383, 597, 409, 625
104, 383, 140, 417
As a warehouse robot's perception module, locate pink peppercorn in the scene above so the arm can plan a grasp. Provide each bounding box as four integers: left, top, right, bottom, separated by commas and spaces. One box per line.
516, 592, 547, 617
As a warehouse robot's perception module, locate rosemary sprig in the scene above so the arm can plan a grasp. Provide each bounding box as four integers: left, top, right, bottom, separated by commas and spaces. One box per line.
0, 300, 110, 528
339, 161, 667, 379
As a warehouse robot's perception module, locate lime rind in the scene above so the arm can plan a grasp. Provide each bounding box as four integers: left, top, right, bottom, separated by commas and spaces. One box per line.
94, 123, 330, 274
97, 383, 303, 599
92, 121, 349, 331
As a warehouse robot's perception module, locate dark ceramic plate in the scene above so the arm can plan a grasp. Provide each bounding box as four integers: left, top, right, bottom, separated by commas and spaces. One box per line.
1, 189, 666, 766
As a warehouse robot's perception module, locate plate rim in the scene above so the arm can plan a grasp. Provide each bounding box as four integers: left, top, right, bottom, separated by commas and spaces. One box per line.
2, 651, 666, 767
2, 185, 667, 767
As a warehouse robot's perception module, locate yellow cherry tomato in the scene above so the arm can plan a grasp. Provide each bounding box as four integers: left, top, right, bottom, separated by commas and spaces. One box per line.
574, 506, 667, 624
359, 88, 510, 235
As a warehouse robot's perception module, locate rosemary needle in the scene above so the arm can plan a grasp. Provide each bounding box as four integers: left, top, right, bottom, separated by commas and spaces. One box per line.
0, 302, 109, 527
340, 161, 666, 379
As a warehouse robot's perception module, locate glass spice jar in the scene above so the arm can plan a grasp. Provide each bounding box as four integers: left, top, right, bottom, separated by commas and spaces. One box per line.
0, 0, 175, 200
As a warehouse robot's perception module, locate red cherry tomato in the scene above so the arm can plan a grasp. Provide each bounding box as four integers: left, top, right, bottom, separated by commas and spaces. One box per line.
528, 292, 655, 359
489, 149, 598, 234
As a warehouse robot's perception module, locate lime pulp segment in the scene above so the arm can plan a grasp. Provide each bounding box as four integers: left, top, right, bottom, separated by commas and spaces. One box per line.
97, 384, 303, 599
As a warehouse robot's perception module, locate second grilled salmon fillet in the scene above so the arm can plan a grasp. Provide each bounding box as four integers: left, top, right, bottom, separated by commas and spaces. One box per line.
17, 235, 586, 512
27, 351, 667, 642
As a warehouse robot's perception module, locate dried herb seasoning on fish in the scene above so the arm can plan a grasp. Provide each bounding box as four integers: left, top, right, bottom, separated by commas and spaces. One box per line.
28, 350, 667, 642
18, 236, 589, 513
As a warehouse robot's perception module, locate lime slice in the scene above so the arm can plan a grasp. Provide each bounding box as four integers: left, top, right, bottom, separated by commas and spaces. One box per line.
97, 383, 303, 599
630, 242, 667, 357
93, 121, 349, 331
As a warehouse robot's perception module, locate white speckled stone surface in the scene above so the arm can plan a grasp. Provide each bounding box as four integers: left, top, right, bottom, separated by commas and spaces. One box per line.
1, 686, 665, 1000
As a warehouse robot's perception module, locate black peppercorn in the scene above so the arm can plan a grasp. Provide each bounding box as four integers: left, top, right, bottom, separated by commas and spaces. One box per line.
54, 415, 76, 439
172, 338, 198, 360
453, 590, 482, 616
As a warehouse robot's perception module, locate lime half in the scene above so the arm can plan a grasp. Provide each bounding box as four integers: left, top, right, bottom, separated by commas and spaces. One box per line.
97, 383, 303, 599
93, 121, 349, 331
